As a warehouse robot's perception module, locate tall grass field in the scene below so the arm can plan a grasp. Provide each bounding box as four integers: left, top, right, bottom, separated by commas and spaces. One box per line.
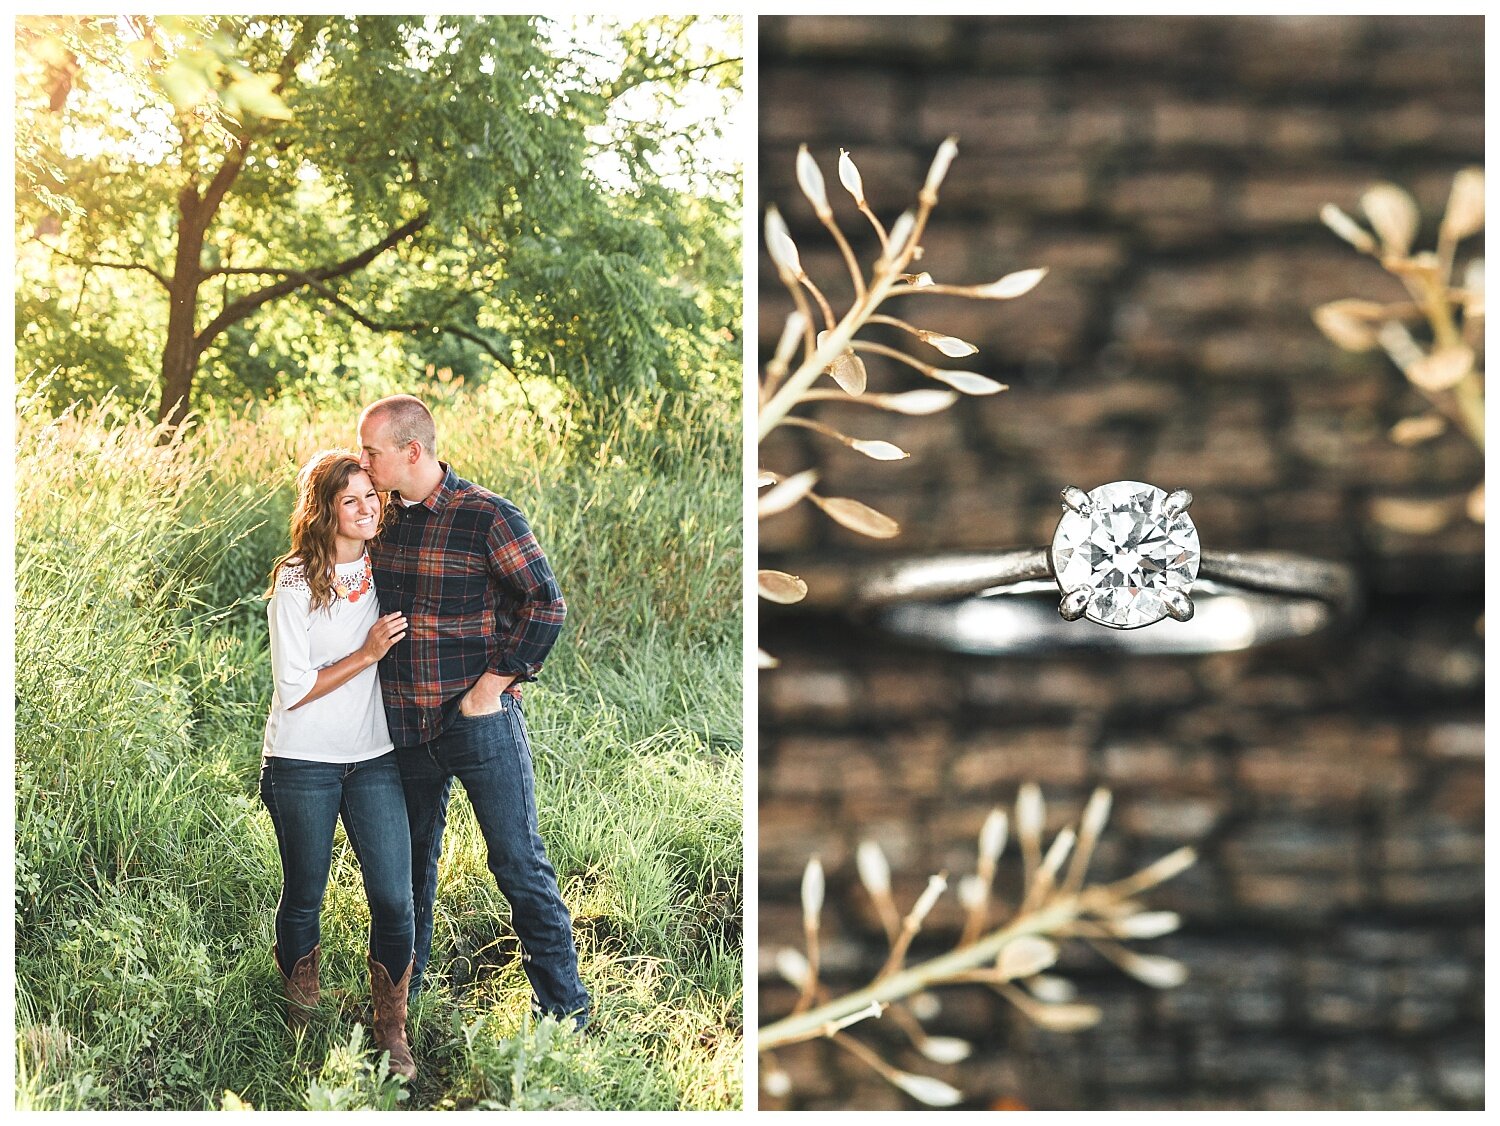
15, 381, 743, 1110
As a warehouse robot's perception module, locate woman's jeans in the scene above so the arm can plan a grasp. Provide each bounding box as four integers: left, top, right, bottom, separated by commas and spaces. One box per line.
396, 697, 590, 1025
259, 751, 414, 982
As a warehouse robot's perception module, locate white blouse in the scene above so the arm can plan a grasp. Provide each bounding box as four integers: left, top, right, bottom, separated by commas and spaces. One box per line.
262, 556, 394, 763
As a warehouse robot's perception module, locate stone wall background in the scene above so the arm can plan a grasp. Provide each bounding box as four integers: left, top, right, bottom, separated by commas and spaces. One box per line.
757, 15, 1483, 1111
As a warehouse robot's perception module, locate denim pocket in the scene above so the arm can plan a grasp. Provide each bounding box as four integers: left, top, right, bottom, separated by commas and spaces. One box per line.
455, 696, 509, 722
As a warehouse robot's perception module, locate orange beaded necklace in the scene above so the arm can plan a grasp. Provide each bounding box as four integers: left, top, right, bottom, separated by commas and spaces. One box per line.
333, 552, 373, 604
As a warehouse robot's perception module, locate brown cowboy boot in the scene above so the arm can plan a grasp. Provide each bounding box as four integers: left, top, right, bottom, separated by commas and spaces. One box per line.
274, 943, 320, 1029
368, 955, 417, 1081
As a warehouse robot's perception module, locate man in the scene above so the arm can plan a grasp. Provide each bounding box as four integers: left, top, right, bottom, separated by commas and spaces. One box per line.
356, 394, 590, 1027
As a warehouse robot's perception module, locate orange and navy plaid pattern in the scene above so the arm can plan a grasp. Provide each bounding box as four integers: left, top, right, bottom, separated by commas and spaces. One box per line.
369, 464, 565, 746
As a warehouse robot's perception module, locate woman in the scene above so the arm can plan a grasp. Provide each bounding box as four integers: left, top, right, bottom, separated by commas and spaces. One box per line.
261, 449, 416, 1080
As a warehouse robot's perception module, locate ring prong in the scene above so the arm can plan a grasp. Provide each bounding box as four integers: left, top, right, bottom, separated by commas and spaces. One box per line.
1163, 489, 1193, 518
1059, 588, 1090, 621
1061, 486, 1091, 515
1162, 589, 1194, 622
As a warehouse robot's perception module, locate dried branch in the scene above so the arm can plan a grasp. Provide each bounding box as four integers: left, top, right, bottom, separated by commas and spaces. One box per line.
1315, 169, 1484, 524
756, 139, 1047, 636
760, 786, 1196, 1108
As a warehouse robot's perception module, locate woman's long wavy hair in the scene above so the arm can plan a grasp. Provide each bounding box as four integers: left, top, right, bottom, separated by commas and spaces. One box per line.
267, 449, 379, 612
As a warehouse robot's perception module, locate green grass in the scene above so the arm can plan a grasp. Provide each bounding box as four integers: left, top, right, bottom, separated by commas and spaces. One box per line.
14, 381, 742, 1110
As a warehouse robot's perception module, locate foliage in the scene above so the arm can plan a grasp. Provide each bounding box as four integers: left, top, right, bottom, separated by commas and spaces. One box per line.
1315, 169, 1485, 526
757, 140, 1045, 664
14, 383, 741, 1110
759, 787, 1194, 1109
15, 15, 741, 420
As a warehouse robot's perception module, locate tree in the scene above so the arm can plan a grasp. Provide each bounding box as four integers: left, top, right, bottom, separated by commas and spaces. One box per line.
15, 15, 741, 424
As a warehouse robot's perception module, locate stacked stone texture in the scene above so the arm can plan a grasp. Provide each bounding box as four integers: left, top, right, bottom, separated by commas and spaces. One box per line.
759, 15, 1482, 1111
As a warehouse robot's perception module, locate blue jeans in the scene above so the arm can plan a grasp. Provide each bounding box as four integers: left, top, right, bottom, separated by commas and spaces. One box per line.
396, 697, 589, 1024
259, 752, 414, 982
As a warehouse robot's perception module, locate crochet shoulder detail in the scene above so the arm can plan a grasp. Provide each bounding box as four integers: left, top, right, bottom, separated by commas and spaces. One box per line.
274, 561, 310, 593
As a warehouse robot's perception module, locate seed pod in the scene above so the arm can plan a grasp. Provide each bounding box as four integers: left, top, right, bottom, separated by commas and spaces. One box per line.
764, 206, 802, 275
923, 136, 959, 197
801, 857, 825, 926
891, 1071, 963, 1108
838, 148, 866, 205
796, 145, 831, 218
973, 268, 1047, 299
856, 840, 891, 898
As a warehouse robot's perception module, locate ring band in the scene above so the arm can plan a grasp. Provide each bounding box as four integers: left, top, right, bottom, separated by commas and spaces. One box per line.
856, 547, 1358, 655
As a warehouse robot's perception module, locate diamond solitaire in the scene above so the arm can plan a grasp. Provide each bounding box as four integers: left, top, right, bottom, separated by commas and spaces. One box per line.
1050, 481, 1200, 629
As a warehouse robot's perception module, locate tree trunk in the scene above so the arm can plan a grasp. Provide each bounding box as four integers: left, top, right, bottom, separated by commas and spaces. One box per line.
158, 186, 206, 428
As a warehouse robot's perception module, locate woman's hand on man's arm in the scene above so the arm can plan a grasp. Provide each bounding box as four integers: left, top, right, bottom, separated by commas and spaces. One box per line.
288, 612, 406, 711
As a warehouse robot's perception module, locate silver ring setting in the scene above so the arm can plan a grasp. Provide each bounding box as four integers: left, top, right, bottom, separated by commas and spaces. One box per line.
850, 481, 1357, 655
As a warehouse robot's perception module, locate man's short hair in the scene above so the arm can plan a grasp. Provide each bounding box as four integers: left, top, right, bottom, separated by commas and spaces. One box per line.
364, 394, 437, 457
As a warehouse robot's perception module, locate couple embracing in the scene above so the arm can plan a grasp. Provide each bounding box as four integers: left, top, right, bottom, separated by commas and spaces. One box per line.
259, 394, 589, 1081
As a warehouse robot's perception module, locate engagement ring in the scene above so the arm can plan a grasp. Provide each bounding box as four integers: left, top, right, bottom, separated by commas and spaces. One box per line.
855, 481, 1357, 655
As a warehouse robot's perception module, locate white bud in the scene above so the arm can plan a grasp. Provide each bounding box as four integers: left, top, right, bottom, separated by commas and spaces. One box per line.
1016, 783, 1045, 843
909, 992, 941, 1020
891, 1071, 963, 1107
850, 438, 909, 461
917, 1036, 973, 1064
1442, 167, 1485, 242
1117, 951, 1189, 989
1111, 911, 1181, 940
997, 935, 1059, 981
757, 469, 817, 520
1464, 256, 1484, 298
1037, 828, 1076, 884
1320, 203, 1377, 253
873, 389, 958, 415
886, 210, 916, 260
919, 331, 979, 358
974, 267, 1048, 299
1026, 973, 1078, 1004
796, 144, 831, 216
957, 873, 987, 911
773, 947, 810, 989
1361, 182, 1419, 257
801, 857, 824, 926
772, 310, 807, 369
1027, 1001, 1102, 1032
763, 1068, 792, 1098
908, 874, 947, 926
1125, 846, 1198, 894
923, 136, 958, 196
764, 206, 802, 275
838, 148, 865, 204
855, 840, 891, 898
979, 809, 1008, 866
1079, 788, 1112, 844
928, 369, 1006, 396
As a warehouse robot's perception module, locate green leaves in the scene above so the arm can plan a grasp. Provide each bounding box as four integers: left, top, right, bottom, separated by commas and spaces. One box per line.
18, 15, 740, 418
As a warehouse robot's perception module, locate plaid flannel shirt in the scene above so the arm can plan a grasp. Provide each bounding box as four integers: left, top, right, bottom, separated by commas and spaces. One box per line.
370, 464, 566, 746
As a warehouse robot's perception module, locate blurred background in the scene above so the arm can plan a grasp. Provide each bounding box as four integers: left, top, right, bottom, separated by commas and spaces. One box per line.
758, 15, 1482, 1111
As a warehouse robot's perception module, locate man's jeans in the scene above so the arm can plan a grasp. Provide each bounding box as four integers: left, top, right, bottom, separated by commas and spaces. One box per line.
396, 697, 590, 1024
259, 752, 415, 982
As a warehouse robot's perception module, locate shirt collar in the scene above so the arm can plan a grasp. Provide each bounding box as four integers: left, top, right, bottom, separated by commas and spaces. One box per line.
402, 462, 458, 513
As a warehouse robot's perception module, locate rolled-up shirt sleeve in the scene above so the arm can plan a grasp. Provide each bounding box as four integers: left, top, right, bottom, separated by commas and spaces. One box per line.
268, 584, 318, 708
486, 502, 566, 682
